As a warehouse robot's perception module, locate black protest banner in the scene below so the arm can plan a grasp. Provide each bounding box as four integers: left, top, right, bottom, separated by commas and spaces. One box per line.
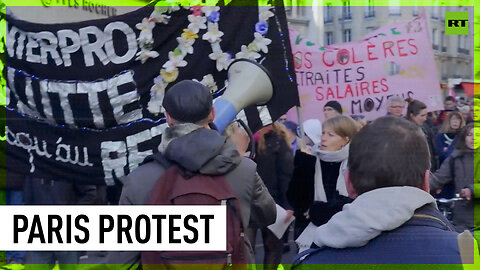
3, 4, 299, 185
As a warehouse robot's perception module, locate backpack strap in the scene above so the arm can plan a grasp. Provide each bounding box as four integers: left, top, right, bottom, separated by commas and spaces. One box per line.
457, 230, 475, 264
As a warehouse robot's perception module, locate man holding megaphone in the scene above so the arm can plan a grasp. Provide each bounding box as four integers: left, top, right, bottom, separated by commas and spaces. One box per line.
107, 78, 276, 268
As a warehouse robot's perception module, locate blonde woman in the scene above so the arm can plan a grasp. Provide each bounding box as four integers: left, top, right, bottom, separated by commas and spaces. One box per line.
295, 116, 358, 252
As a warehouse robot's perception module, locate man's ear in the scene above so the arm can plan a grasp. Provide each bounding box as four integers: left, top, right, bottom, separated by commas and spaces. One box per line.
165, 112, 174, 126
345, 170, 358, 199
208, 107, 216, 123
422, 170, 430, 193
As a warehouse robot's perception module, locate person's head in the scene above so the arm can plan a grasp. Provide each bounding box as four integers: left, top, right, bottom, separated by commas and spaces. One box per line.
278, 114, 288, 123
456, 123, 478, 151
163, 80, 214, 127
283, 121, 298, 144
444, 96, 457, 111
321, 116, 357, 151
386, 96, 405, 117
324, 101, 343, 119
346, 116, 430, 198
406, 99, 428, 126
302, 119, 322, 147
458, 105, 470, 121
439, 111, 465, 133
256, 122, 291, 155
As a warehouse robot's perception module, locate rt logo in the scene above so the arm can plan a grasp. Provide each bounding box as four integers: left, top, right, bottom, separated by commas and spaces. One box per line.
445, 12, 468, 35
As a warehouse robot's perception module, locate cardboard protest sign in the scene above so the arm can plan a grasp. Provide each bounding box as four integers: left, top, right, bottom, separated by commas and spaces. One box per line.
289, 14, 443, 122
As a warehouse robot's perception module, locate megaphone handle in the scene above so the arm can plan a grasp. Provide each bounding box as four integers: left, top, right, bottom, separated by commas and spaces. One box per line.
236, 119, 255, 160
213, 99, 237, 133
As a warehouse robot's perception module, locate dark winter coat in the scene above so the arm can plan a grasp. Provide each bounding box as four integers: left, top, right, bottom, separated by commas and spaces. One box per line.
255, 130, 294, 210
23, 176, 97, 205
287, 150, 352, 232
294, 204, 462, 265
422, 124, 438, 172
431, 149, 476, 232
106, 124, 276, 267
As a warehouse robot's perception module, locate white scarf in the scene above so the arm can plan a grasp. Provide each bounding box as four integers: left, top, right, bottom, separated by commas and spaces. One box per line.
296, 143, 350, 252
312, 143, 350, 202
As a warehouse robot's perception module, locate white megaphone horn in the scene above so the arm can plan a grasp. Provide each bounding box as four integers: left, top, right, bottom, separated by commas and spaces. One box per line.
213, 59, 274, 133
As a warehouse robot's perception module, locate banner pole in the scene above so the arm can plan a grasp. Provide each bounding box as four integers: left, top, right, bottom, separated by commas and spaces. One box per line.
296, 106, 305, 150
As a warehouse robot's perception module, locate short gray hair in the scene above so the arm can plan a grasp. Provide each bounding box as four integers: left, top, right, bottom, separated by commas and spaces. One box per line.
386, 96, 405, 108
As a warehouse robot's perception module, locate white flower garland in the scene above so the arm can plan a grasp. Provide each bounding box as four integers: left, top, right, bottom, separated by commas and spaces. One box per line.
137, 3, 274, 115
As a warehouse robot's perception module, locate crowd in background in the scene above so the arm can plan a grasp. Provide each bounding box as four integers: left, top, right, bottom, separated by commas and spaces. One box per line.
2, 93, 479, 269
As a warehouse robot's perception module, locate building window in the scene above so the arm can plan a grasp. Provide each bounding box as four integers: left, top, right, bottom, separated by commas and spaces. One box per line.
343, 29, 351, 42
441, 63, 447, 80
285, 0, 305, 18
284, 4, 292, 17
413, 6, 419, 16
366, 26, 377, 33
365, 0, 375, 17
296, 6, 306, 17
342, 0, 351, 20
324, 4, 333, 23
388, 0, 401, 15
432, 29, 438, 50
457, 36, 468, 54
431, 6, 439, 19
441, 31, 446, 52
326, 32, 334, 45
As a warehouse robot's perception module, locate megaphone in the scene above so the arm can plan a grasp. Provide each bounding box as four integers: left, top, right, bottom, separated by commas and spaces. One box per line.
213, 59, 274, 133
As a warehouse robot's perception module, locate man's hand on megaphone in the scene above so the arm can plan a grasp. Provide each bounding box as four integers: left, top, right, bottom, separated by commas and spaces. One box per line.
228, 124, 250, 156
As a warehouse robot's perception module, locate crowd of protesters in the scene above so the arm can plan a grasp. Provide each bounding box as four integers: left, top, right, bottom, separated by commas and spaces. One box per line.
2, 86, 479, 269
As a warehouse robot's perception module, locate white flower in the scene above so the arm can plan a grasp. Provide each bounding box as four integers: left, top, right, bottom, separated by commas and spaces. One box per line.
163, 51, 187, 72
147, 97, 165, 115
150, 11, 171, 24
201, 74, 215, 85
252, 32, 272, 53
201, 74, 218, 93
201, 6, 220, 17
176, 36, 195, 55
235, 45, 261, 60
152, 75, 166, 91
202, 23, 224, 43
148, 76, 166, 115
209, 51, 231, 71
136, 17, 155, 31
259, 7, 274, 21
187, 15, 207, 33
136, 18, 155, 44
138, 29, 153, 45
135, 49, 159, 63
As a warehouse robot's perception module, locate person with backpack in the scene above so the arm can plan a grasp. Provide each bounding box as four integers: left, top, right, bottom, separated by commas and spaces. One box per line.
105, 80, 276, 269
431, 123, 477, 233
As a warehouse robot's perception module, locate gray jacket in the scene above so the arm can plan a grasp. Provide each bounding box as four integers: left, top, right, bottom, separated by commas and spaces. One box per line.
431, 149, 474, 232
106, 124, 276, 268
